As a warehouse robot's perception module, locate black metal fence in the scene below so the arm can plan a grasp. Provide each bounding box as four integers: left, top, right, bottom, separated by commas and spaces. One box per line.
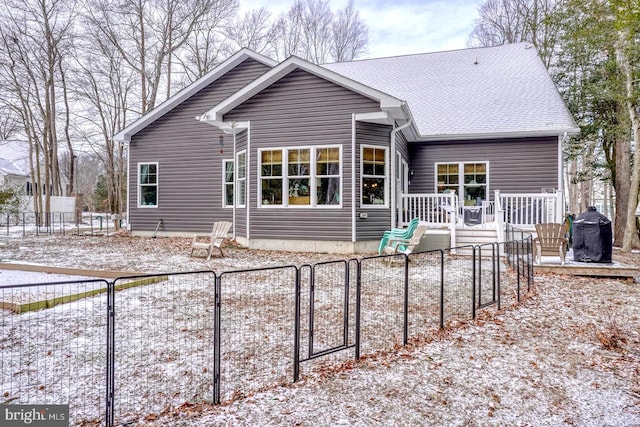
0, 234, 533, 426
0, 212, 121, 237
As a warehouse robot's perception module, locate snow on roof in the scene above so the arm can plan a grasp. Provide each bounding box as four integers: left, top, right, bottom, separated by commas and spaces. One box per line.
0, 140, 30, 177
323, 43, 578, 140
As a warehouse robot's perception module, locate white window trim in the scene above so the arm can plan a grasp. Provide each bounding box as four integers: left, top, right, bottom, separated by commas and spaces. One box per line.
257, 145, 343, 208
236, 151, 247, 208
222, 158, 234, 208
137, 161, 158, 208
360, 145, 388, 208
434, 161, 490, 204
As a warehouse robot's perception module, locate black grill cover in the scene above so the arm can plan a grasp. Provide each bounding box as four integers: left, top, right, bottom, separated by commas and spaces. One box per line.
572, 207, 612, 263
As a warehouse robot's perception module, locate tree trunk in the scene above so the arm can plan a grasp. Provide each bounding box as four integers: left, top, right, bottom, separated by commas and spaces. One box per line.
617, 33, 640, 251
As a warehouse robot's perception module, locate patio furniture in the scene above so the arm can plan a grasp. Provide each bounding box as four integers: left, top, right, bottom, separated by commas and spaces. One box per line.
190, 221, 232, 260
533, 222, 568, 265
383, 224, 428, 264
378, 217, 419, 253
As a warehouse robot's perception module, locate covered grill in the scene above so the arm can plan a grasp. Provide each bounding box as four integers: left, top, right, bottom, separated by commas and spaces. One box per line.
572, 207, 612, 263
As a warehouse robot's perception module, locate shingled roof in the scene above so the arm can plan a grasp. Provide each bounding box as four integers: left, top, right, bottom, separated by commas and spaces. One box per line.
323, 43, 578, 140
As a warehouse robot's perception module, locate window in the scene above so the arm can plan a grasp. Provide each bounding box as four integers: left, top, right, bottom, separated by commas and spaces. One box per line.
287, 149, 310, 205
361, 146, 387, 206
436, 162, 488, 206
223, 159, 234, 207
261, 149, 283, 205
259, 146, 341, 207
236, 151, 246, 207
138, 162, 158, 207
315, 147, 340, 205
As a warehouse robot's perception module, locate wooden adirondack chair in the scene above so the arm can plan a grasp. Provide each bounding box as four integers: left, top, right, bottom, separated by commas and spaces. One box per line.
533, 222, 568, 265
383, 224, 428, 264
190, 221, 232, 260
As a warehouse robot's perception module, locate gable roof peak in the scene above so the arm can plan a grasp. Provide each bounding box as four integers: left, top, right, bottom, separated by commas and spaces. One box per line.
113, 49, 276, 142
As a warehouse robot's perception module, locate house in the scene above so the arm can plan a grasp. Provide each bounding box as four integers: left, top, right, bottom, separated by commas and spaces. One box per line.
0, 140, 75, 215
0, 140, 30, 192
114, 43, 578, 253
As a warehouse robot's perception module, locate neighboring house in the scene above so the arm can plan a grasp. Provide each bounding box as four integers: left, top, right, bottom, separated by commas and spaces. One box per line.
114, 43, 578, 253
0, 141, 30, 192
0, 140, 75, 215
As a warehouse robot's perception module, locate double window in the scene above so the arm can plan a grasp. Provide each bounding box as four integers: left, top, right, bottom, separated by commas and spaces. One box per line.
436, 162, 488, 206
361, 146, 387, 206
138, 162, 158, 207
259, 146, 341, 207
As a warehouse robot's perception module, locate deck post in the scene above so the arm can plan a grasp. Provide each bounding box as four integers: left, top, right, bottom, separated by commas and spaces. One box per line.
495, 190, 505, 244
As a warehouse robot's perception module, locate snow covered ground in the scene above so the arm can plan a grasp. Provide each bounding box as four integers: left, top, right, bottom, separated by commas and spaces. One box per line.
1, 235, 639, 426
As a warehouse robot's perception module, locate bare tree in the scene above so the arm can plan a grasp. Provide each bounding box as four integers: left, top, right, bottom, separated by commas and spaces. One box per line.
70, 25, 134, 215
273, 0, 368, 64
225, 8, 276, 57
86, 0, 219, 114
175, 0, 238, 84
300, 0, 333, 64
0, 104, 21, 139
331, 0, 368, 62
0, 0, 76, 221
468, 0, 562, 68
273, 1, 306, 60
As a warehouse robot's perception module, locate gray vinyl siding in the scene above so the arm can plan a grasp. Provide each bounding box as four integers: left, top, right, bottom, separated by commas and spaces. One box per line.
128, 59, 270, 233
224, 68, 382, 241
407, 136, 559, 199
355, 122, 392, 240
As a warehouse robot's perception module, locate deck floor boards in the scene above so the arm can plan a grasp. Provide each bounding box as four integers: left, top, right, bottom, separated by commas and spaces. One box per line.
533, 249, 639, 280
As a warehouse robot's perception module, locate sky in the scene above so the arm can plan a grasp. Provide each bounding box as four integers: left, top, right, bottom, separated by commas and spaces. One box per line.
239, 0, 482, 59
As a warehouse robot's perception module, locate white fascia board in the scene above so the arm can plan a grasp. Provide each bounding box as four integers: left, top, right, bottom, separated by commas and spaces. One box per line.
354, 111, 393, 125
199, 119, 249, 134
412, 127, 581, 142
203, 56, 408, 122
113, 49, 276, 142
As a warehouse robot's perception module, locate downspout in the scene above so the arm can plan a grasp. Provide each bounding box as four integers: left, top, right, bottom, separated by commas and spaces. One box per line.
232, 132, 237, 240
125, 141, 131, 232
351, 114, 356, 243
247, 121, 251, 241
390, 119, 413, 230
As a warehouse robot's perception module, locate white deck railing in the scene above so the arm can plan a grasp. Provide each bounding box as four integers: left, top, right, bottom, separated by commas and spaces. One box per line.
495, 190, 563, 228
400, 190, 563, 246
400, 192, 458, 247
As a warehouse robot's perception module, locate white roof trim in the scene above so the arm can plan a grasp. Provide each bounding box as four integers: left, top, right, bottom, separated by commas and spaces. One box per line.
201, 56, 408, 124
413, 127, 581, 142
114, 49, 276, 142
354, 111, 394, 125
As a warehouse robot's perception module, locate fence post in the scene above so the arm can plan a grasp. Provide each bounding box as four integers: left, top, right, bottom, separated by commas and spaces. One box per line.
496, 242, 502, 311
213, 274, 222, 404
293, 267, 301, 382
527, 236, 534, 291
354, 260, 362, 360
516, 237, 522, 301
472, 246, 477, 320
439, 250, 445, 329
105, 279, 115, 427
403, 255, 409, 346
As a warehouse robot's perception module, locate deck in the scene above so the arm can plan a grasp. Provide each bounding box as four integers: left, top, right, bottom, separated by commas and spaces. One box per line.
533, 250, 639, 281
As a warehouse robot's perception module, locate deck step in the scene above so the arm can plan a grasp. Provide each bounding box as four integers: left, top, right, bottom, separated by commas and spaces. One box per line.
455, 226, 499, 247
